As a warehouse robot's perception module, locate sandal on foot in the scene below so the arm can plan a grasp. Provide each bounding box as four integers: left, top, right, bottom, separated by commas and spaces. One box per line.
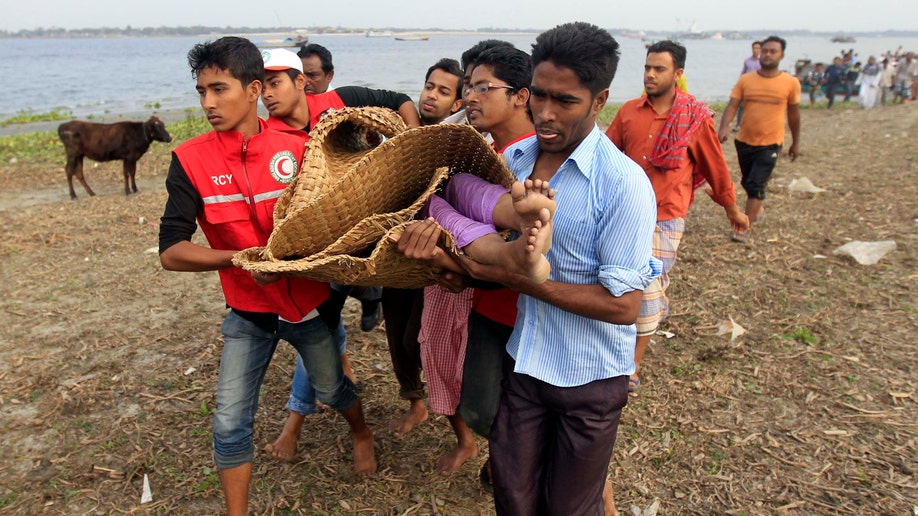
731, 230, 749, 243
628, 377, 641, 393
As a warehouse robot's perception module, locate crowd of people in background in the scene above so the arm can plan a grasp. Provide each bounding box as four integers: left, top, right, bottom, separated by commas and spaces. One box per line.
799, 46, 917, 108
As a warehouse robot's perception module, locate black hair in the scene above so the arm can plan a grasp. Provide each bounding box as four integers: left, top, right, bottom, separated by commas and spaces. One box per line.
753, 41, 763, 47
530, 22, 620, 96
646, 40, 687, 70
473, 46, 532, 93
425, 58, 463, 99
461, 39, 515, 71
297, 43, 334, 73
284, 68, 302, 84
762, 35, 787, 52
188, 36, 263, 87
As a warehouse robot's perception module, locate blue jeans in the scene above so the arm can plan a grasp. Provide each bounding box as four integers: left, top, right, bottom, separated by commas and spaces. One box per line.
213, 311, 357, 469
287, 319, 347, 415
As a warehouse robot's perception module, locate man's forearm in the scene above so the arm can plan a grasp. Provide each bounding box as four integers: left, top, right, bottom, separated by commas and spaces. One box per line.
160, 241, 237, 272
507, 275, 642, 325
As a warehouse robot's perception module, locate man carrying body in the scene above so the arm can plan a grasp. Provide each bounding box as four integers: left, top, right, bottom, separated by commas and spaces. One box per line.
411, 44, 536, 477
734, 41, 762, 130
293, 44, 386, 333
717, 35, 801, 241
453, 22, 660, 514
606, 40, 749, 392
297, 43, 335, 94
158, 37, 375, 516
255, 48, 421, 463
418, 58, 464, 125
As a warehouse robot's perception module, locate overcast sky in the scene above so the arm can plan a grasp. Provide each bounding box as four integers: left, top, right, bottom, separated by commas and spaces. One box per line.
1, 0, 915, 32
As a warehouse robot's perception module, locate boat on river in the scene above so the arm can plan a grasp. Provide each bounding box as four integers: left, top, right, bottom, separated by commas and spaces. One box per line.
253, 30, 309, 48
394, 34, 429, 41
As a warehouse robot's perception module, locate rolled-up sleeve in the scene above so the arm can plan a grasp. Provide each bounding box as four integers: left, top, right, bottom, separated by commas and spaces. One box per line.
594, 164, 661, 297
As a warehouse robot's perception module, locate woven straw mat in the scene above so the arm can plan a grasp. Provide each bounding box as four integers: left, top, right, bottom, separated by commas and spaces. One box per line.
233, 106, 516, 289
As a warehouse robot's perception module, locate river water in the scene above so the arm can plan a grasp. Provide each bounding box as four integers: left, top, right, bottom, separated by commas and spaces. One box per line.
1, 33, 915, 124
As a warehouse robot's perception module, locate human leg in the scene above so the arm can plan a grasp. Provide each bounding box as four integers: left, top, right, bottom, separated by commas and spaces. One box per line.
543, 375, 629, 516
632, 220, 683, 386
458, 311, 511, 438
219, 463, 252, 516
460, 218, 552, 283
429, 176, 554, 282
351, 286, 384, 331
266, 319, 348, 462
213, 311, 281, 514
442, 173, 556, 237
436, 413, 479, 476
280, 317, 375, 474
490, 364, 553, 516
735, 141, 777, 238
381, 287, 428, 438
603, 478, 619, 516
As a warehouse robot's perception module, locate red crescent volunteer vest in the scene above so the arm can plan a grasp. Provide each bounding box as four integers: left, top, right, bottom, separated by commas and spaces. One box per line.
174, 119, 329, 321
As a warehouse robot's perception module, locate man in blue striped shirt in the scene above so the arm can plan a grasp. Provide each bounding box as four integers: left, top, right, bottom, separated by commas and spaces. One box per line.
456, 22, 660, 515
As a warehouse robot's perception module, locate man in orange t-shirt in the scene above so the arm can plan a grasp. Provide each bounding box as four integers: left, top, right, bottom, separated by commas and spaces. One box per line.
718, 35, 801, 241
606, 40, 749, 391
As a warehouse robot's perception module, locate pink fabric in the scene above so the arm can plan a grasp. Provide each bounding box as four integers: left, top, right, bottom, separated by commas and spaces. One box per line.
418, 173, 507, 416
418, 285, 474, 415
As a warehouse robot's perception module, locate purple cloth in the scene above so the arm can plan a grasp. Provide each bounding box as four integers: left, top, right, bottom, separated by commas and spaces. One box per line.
741, 56, 761, 75
423, 173, 508, 249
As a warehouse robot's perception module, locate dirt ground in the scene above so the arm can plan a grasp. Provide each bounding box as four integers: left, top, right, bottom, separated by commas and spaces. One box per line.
0, 104, 915, 515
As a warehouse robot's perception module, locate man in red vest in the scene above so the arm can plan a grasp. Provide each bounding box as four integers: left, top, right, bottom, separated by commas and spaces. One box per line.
158, 37, 375, 516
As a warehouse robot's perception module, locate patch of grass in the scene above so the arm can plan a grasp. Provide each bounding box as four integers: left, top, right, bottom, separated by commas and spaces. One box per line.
672, 361, 702, 378
144, 101, 162, 109
782, 326, 820, 345
0, 492, 17, 508
0, 108, 73, 127
166, 113, 211, 142
198, 401, 213, 416
194, 467, 220, 493
597, 104, 620, 127
98, 434, 126, 452
0, 131, 63, 164
708, 448, 727, 475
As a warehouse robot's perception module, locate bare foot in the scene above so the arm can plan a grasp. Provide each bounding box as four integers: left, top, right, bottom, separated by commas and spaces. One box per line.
436, 414, 479, 476
264, 411, 304, 463
436, 442, 479, 476
352, 427, 377, 475
511, 179, 556, 251
603, 477, 619, 516
506, 211, 552, 283
389, 398, 428, 439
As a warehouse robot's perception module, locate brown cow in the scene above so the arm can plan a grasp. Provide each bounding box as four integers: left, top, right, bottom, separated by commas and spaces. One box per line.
57, 116, 173, 199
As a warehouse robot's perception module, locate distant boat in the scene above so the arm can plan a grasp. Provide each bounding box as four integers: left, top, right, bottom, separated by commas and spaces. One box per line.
831, 35, 856, 43
394, 34, 429, 41
366, 30, 393, 38
253, 30, 309, 48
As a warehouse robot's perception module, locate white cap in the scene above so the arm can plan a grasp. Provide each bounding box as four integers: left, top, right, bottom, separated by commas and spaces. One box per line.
262, 48, 303, 72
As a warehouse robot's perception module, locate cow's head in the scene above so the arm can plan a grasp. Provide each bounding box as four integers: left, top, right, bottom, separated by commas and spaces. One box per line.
145, 116, 173, 143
